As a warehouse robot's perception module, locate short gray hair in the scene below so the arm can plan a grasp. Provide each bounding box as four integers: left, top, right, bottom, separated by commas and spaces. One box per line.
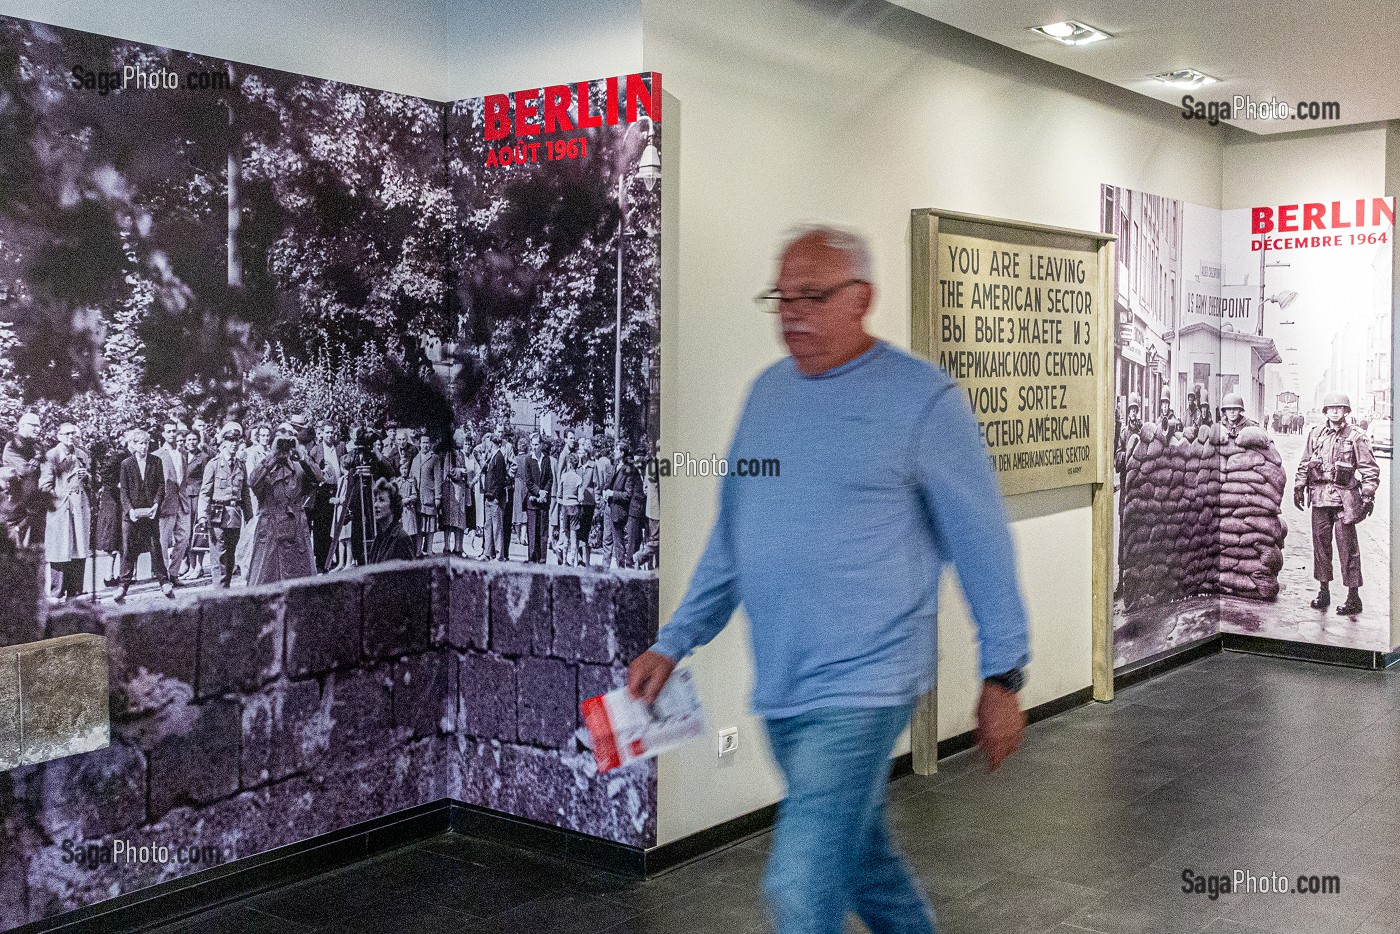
779, 223, 874, 282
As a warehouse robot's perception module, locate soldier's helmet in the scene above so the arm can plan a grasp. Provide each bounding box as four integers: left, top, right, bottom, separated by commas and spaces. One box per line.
1321, 391, 1352, 412
1160, 391, 1172, 405
1221, 394, 1245, 411
1127, 392, 1142, 411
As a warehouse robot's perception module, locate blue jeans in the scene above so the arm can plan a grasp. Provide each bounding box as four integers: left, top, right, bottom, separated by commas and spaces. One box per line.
762, 702, 937, 934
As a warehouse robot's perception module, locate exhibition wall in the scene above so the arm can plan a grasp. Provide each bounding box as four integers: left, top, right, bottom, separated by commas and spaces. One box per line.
1222, 125, 1388, 212
1, 0, 1396, 894
0, 13, 663, 926
1226, 123, 1400, 655
1105, 183, 1394, 667
641, 0, 1227, 846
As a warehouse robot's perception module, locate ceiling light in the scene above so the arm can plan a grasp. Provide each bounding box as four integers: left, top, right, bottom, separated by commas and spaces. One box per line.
1030, 21, 1111, 46
1151, 69, 1219, 90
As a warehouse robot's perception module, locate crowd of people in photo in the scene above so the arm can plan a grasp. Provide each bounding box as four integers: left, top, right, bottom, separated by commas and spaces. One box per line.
0, 408, 661, 605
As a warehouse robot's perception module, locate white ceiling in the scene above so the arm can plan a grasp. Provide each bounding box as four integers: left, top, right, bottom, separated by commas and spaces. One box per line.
890, 0, 1399, 135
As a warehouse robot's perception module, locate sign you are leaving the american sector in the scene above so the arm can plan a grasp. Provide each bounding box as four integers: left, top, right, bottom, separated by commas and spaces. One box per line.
934, 231, 1102, 496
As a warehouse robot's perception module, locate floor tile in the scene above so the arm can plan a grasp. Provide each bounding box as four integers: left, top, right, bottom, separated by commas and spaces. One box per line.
141, 653, 1399, 934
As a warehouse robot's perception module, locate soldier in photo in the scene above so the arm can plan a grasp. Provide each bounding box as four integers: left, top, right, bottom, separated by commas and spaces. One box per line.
1219, 393, 1257, 441
1186, 384, 1213, 429
1113, 392, 1143, 598
1293, 392, 1379, 616
1157, 391, 1183, 439
199, 424, 254, 589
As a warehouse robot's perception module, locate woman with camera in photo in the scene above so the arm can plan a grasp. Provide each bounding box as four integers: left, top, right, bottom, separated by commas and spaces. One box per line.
245, 422, 319, 586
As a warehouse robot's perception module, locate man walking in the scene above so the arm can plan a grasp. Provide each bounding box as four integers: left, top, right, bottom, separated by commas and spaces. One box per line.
627, 225, 1029, 934
1293, 392, 1379, 616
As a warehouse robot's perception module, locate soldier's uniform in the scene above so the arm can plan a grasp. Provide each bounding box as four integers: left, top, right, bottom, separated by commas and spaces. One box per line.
1294, 393, 1379, 615
1157, 395, 1183, 437
1218, 394, 1257, 441
1186, 384, 1214, 429
1114, 393, 1143, 475
1113, 394, 1143, 597
199, 426, 254, 588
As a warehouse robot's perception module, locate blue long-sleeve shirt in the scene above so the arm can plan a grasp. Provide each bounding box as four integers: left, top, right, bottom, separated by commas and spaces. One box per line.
651, 339, 1030, 718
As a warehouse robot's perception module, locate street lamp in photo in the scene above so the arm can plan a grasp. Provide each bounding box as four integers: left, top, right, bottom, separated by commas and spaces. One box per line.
1256, 247, 1295, 336
614, 115, 660, 442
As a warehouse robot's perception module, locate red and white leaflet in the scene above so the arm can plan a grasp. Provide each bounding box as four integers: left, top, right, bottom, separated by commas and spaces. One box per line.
580, 668, 704, 773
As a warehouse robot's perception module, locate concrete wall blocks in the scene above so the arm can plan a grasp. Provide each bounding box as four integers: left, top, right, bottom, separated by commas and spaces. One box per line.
0, 634, 110, 769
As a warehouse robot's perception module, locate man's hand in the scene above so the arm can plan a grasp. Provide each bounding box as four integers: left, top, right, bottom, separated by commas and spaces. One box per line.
976, 682, 1025, 772
627, 651, 676, 705
1293, 487, 1306, 511
1362, 495, 1375, 520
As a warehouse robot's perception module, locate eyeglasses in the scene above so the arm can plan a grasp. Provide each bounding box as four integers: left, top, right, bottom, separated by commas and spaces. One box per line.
754, 278, 867, 313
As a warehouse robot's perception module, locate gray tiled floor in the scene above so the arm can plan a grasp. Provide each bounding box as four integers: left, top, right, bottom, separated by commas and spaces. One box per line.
144, 650, 1400, 934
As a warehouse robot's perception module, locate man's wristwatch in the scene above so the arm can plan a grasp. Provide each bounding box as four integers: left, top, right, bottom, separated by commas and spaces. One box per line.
985, 668, 1025, 693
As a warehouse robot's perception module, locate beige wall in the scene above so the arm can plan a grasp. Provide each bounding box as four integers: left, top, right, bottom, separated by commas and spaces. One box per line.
644, 0, 1225, 846
1223, 122, 1394, 655
1222, 124, 1389, 210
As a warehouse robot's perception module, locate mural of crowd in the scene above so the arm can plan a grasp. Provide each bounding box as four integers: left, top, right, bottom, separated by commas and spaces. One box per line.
0, 17, 662, 608
1, 409, 660, 605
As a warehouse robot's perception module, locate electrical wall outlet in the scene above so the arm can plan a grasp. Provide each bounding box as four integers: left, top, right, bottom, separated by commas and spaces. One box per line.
718, 726, 739, 758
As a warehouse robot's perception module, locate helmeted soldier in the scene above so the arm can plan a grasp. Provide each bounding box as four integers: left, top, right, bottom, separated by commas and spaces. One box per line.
1195, 384, 1213, 428
1219, 393, 1257, 440
1113, 392, 1144, 599
1157, 391, 1182, 437
1115, 392, 1143, 471
1293, 392, 1379, 615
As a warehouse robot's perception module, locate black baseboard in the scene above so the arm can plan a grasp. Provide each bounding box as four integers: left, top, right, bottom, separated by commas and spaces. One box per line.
644, 802, 780, 874
448, 802, 647, 876
1222, 632, 1393, 669
15, 799, 452, 934
1106, 629, 1397, 677
1114, 636, 1224, 691
644, 684, 1096, 875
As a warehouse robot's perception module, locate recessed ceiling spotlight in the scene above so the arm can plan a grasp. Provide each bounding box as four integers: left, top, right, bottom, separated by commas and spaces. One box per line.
1152, 69, 1219, 90
1030, 21, 1112, 45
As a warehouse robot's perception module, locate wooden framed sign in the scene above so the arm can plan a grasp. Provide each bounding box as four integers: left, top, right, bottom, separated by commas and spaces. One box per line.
911, 209, 1114, 497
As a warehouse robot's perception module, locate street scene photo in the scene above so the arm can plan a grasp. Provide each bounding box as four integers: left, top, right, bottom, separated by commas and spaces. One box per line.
1104, 185, 1393, 664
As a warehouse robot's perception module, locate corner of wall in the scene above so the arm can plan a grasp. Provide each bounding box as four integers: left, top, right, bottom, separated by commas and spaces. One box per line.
1387, 121, 1400, 652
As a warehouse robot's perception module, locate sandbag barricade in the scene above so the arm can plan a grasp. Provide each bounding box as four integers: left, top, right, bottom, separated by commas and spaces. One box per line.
1119, 422, 1286, 608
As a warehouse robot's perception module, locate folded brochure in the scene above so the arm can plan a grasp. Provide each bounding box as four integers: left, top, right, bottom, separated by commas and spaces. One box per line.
581, 668, 705, 772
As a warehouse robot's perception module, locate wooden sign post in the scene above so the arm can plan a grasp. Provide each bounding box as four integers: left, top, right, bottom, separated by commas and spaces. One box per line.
909, 210, 1116, 774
